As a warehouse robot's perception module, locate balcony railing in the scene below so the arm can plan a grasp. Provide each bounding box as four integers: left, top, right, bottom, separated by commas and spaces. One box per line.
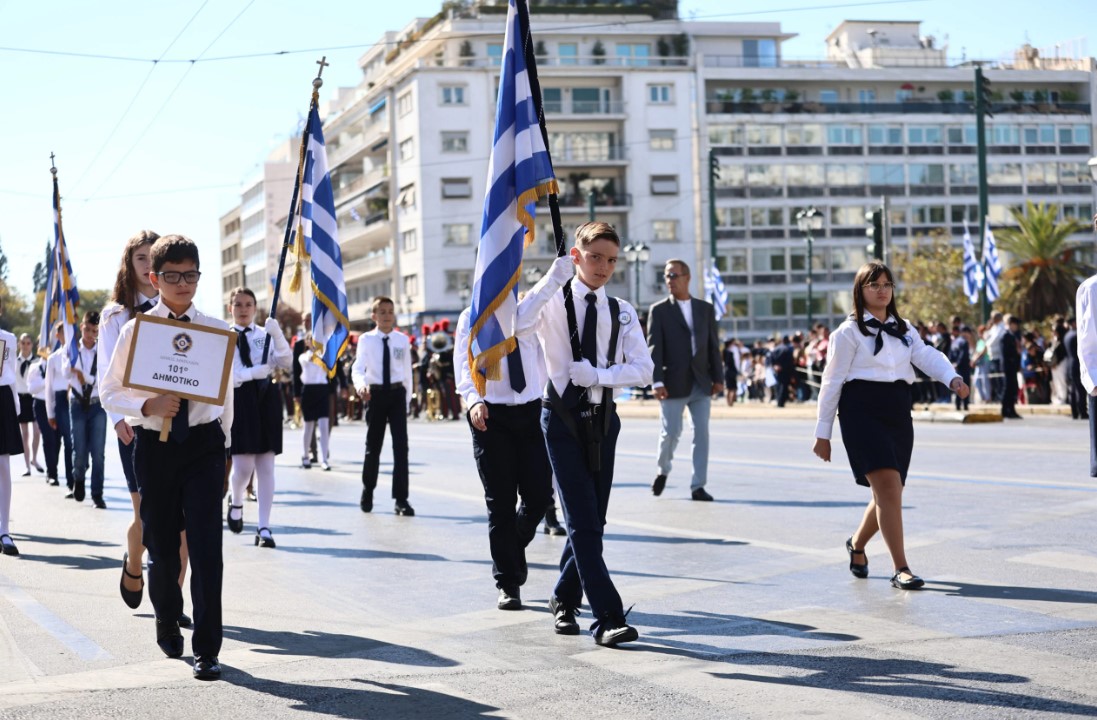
705, 99, 1092, 115
543, 100, 625, 115
418, 54, 690, 70
343, 253, 392, 278
557, 193, 631, 209
551, 145, 628, 163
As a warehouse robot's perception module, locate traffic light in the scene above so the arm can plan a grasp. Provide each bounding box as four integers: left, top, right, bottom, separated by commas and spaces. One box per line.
709, 150, 721, 183
975, 67, 993, 119
865, 209, 883, 260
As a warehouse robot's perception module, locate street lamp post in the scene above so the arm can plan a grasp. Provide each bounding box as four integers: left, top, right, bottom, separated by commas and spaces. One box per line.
458, 282, 471, 310
621, 242, 650, 308
795, 206, 823, 328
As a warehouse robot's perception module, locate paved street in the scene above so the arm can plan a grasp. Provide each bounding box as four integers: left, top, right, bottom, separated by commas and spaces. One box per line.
0, 408, 1095, 719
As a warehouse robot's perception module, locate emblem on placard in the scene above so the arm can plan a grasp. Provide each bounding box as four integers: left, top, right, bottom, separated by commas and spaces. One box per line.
172, 333, 194, 354
618, 311, 631, 325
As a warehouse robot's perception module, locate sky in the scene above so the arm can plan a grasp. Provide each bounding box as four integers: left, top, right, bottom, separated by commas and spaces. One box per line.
0, 0, 1093, 320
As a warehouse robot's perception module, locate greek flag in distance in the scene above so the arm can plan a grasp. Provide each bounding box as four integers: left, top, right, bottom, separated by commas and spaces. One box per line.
982, 221, 1002, 302
704, 261, 729, 321
961, 221, 982, 305
38, 173, 80, 362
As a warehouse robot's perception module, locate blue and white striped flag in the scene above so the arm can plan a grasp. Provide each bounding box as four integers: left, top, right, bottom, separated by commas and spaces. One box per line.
961, 221, 982, 305
296, 105, 349, 377
38, 170, 80, 362
704, 261, 728, 321
982, 221, 1002, 302
467, 0, 558, 396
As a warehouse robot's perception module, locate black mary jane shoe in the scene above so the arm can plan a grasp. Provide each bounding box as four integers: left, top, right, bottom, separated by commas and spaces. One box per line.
845, 537, 869, 579
120, 552, 144, 609
226, 504, 244, 534
890, 566, 925, 590
0, 534, 19, 557
255, 528, 276, 549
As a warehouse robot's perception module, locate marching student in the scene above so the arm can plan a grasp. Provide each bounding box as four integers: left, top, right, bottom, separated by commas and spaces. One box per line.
297, 335, 332, 472
64, 311, 107, 508
352, 296, 414, 516
27, 348, 58, 486
44, 322, 75, 493
14, 334, 42, 477
518, 221, 653, 647
0, 300, 22, 557
813, 261, 969, 590
101, 234, 233, 681
225, 287, 292, 548
455, 267, 567, 609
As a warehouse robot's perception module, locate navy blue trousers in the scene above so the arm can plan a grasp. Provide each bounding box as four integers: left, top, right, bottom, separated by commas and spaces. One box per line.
1090, 396, 1097, 478
33, 399, 59, 480
52, 391, 74, 488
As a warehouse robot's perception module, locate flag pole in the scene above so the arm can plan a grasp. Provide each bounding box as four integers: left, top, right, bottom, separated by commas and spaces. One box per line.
261, 57, 328, 364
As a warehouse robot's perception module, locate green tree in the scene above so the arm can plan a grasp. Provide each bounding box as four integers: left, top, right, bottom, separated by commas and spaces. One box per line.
0, 237, 9, 282
995, 201, 1089, 322
77, 288, 112, 317
893, 231, 977, 326
32, 242, 51, 294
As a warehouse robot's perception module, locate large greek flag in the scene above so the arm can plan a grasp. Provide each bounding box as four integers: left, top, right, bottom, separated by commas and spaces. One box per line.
982, 221, 1002, 302
298, 105, 349, 377
704, 261, 729, 321
961, 221, 982, 305
467, 0, 558, 396
37, 171, 80, 362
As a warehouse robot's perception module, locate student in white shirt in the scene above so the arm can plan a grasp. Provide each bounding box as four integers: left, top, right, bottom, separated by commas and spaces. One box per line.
14, 334, 42, 477
297, 335, 333, 471
813, 262, 969, 591
0, 299, 23, 556
65, 311, 106, 508
225, 287, 292, 548
44, 322, 75, 490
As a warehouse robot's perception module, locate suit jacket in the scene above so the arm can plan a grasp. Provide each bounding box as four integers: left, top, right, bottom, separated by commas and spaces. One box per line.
1064, 329, 1081, 382
770, 342, 795, 381
646, 296, 724, 398
998, 329, 1021, 373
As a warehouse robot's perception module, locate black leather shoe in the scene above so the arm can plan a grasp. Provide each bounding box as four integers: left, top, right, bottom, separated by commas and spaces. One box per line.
178, 612, 192, 628
226, 504, 244, 534
543, 507, 566, 536
595, 623, 639, 647
73, 480, 85, 502
47, 477, 59, 486
394, 500, 415, 516
155, 619, 183, 658
120, 552, 143, 609
255, 528, 276, 548
652, 474, 667, 496
846, 537, 869, 579
360, 490, 373, 513
0, 534, 19, 557
92, 496, 107, 510
691, 488, 714, 502
193, 656, 222, 680
549, 596, 580, 635
64, 491, 75, 499
497, 586, 521, 610
890, 567, 925, 590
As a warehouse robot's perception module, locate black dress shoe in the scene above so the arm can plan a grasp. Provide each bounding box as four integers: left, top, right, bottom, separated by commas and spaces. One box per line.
846, 537, 869, 579
120, 552, 143, 609
255, 528, 276, 548
193, 656, 222, 680
155, 619, 184, 658
394, 500, 415, 516
73, 480, 85, 502
92, 496, 106, 510
497, 586, 521, 610
64, 491, 75, 499
549, 596, 580, 635
0, 534, 19, 557
595, 623, 639, 647
890, 567, 925, 590
360, 490, 373, 513
178, 612, 192, 628
47, 477, 59, 486
652, 474, 667, 496
543, 507, 566, 536
226, 504, 244, 534
21, 469, 30, 477
691, 488, 714, 502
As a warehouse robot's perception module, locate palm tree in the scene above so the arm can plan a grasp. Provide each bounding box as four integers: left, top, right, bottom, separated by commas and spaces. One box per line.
995, 201, 1090, 321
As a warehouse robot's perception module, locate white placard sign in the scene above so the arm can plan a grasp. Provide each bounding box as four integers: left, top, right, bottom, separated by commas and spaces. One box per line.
122, 314, 237, 405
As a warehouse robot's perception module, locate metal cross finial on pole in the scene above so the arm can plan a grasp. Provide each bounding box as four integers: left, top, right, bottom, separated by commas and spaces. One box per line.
50, 152, 57, 175
316, 56, 329, 79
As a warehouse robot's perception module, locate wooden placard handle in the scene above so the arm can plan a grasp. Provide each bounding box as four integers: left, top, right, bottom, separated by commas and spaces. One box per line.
159, 422, 171, 443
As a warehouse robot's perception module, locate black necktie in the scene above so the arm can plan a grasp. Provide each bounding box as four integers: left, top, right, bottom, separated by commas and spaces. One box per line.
137, 298, 155, 313
169, 313, 190, 442
581, 293, 598, 365
507, 343, 526, 393
19, 359, 30, 377
382, 335, 391, 387
237, 327, 253, 368
865, 317, 911, 356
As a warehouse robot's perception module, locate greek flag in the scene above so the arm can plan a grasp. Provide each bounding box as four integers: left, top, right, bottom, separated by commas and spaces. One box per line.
961, 221, 982, 304
297, 105, 349, 377
38, 171, 80, 363
467, 0, 558, 396
982, 221, 1002, 302
704, 261, 728, 321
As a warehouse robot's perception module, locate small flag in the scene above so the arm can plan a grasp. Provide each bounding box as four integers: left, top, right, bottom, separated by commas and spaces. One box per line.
349, 207, 361, 222
38, 169, 80, 362
961, 221, 981, 305
982, 221, 1002, 302
704, 261, 728, 321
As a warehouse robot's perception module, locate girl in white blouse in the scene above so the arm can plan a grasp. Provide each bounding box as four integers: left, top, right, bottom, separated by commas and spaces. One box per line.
813, 262, 969, 590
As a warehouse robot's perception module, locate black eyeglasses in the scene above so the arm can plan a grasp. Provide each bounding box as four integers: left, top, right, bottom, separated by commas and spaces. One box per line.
157, 271, 202, 285
863, 281, 895, 292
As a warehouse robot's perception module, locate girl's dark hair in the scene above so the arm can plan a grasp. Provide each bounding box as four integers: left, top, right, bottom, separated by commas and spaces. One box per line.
851, 261, 907, 337
111, 230, 159, 316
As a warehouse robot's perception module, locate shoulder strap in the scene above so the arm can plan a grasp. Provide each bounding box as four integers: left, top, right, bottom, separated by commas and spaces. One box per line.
562, 278, 582, 362
607, 296, 621, 366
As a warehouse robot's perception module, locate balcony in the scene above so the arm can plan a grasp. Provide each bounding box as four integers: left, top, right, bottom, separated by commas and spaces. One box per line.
551, 145, 628, 164
342, 252, 392, 281
556, 192, 631, 211
705, 99, 1092, 116
419, 55, 690, 70
544, 100, 625, 116
333, 175, 367, 206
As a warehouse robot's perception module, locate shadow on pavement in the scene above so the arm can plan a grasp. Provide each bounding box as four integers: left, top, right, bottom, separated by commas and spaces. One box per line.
278, 546, 449, 563
12, 534, 117, 548
276, 499, 359, 508
720, 499, 868, 509
13, 553, 120, 571
266, 525, 351, 537
224, 625, 457, 666
925, 581, 1097, 604
631, 610, 859, 647
604, 532, 746, 547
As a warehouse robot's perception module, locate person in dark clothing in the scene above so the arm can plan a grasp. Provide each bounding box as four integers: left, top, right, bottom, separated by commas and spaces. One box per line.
769, 336, 794, 408
999, 315, 1023, 419
1064, 318, 1088, 420
949, 325, 972, 411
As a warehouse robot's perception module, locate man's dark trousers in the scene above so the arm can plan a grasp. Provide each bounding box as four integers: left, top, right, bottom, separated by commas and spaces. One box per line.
362, 384, 409, 501
469, 400, 551, 589
1089, 395, 1097, 477
541, 405, 624, 630
134, 423, 225, 659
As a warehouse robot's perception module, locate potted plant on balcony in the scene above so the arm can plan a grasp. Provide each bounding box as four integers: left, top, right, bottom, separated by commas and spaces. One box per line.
591, 40, 605, 65
1033, 89, 1050, 113
671, 32, 689, 64
656, 36, 671, 66
459, 40, 475, 67
1009, 89, 1026, 108
936, 88, 954, 105
759, 87, 778, 112
739, 87, 757, 111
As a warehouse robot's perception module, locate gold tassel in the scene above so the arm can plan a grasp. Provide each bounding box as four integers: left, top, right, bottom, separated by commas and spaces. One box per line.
288, 259, 302, 293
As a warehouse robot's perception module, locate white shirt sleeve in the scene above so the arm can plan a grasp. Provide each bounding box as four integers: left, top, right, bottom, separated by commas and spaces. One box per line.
455, 309, 483, 407
910, 335, 961, 387
814, 325, 859, 440
593, 305, 655, 390
351, 340, 368, 390
1078, 279, 1097, 395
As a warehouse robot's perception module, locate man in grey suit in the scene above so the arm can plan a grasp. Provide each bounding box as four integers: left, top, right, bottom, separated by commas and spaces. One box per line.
647, 260, 724, 501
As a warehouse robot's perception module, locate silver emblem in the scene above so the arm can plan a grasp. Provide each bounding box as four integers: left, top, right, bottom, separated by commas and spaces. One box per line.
618, 311, 631, 325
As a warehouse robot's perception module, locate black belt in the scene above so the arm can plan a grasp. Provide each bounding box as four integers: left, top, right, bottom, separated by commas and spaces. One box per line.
369, 383, 404, 391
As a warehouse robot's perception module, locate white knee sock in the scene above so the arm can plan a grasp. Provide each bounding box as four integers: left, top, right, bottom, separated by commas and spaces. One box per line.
317, 418, 330, 463
255, 453, 276, 529
0, 457, 12, 536
302, 421, 316, 459
230, 454, 256, 521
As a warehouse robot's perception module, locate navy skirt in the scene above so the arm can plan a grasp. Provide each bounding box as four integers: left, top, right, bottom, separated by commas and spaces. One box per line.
0, 386, 24, 455
231, 379, 284, 455
301, 383, 330, 422
17, 393, 33, 423
837, 379, 914, 487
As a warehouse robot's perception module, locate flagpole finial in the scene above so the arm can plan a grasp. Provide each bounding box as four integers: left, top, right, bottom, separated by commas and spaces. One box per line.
50, 152, 57, 176
314, 56, 329, 90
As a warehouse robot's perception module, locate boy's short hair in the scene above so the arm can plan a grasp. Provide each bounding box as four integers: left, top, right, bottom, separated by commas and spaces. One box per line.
229, 287, 256, 305
371, 296, 395, 313
151, 234, 200, 273
574, 221, 620, 248
665, 258, 691, 276
82, 311, 100, 327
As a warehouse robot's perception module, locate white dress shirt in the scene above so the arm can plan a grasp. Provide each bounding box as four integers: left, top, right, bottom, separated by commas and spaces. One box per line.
1076, 274, 1097, 395
27, 358, 47, 401
351, 329, 413, 389
64, 342, 100, 401
14, 353, 34, 395
814, 312, 960, 440
519, 265, 654, 405
676, 298, 697, 356
44, 348, 70, 420
99, 293, 157, 427
298, 350, 331, 386
100, 301, 234, 448
0, 329, 16, 389
455, 307, 546, 407
232, 320, 293, 387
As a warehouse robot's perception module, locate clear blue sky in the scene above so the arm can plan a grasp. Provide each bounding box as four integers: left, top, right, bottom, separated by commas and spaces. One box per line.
0, 0, 1092, 317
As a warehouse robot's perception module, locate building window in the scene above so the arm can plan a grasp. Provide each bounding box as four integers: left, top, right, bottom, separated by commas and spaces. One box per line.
787, 124, 823, 145
397, 91, 413, 117
709, 124, 744, 146
818, 89, 839, 103
988, 162, 1023, 185
440, 85, 466, 105
401, 229, 418, 253
487, 43, 503, 66
542, 87, 563, 113
746, 125, 782, 145
912, 205, 946, 224
858, 89, 876, 104
441, 131, 468, 153
827, 125, 863, 145
1060, 125, 1092, 145
1060, 162, 1089, 184
908, 163, 944, 185
786, 164, 825, 186
989, 126, 1020, 145
747, 164, 783, 187
717, 207, 746, 227
403, 274, 419, 296
648, 84, 673, 104
649, 129, 676, 151
399, 137, 414, 161
751, 207, 784, 227
867, 164, 904, 185
443, 223, 473, 246
742, 39, 777, 68
713, 163, 746, 188
825, 164, 865, 186
652, 220, 678, 242
398, 183, 416, 210
442, 177, 473, 198
445, 269, 473, 293
949, 164, 978, 186
868, 125, 902, 145
895, 89, 914, 102
650, 175, 679, 195
558, 43, 577, 65
830, 206, 868, 226
907, 126, 942, 145
616, 43, 650, 67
